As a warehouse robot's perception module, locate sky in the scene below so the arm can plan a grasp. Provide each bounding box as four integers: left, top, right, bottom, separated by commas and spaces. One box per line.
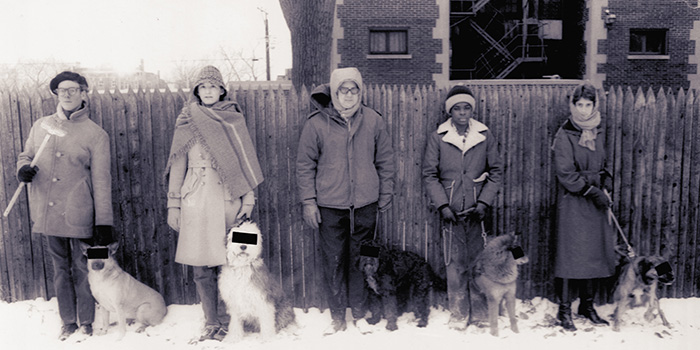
0, 0, 292, 81
0, 296, 698, 350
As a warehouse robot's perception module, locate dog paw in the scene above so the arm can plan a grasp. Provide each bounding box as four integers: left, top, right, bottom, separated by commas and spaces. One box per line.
135, 325, 147, 333
354, 318, 374, 334
417, 319, 428, 328
385, 320, 398, 332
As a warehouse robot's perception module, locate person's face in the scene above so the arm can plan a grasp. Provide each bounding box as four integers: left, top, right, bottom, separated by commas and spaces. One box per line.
575, 97, 594, 116
56, 80, 85, 111
337, 81, 360, 109
449, 102, 473, 128
198, 83, 224, 105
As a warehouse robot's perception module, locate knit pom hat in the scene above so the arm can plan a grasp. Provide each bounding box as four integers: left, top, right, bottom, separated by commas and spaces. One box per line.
444, 85, 476, 113
50, 71, 89, 95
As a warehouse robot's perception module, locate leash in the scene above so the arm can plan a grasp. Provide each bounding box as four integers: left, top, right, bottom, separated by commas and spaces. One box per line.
604, 189, 636, 258
442, 223, 453, 266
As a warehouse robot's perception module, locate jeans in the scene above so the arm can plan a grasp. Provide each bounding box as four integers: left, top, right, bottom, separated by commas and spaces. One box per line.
318, 202, 377, 321
46, 236, 95, 326
443, 219, 484, 323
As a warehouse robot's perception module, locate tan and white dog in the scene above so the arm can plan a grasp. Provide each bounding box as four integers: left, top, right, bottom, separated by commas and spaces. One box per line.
79, 242, 167, 340
471, 234, 529, 336
218, 221, 296, 342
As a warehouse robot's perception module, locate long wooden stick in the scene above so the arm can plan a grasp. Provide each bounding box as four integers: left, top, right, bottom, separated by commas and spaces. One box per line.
3, 134, 51, 217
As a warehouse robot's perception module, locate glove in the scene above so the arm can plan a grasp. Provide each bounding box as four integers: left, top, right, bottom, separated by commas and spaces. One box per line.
439, 205, 457, 222
457, 201, 489, 222
583, 186, 612, 210
93, 225, 115, 246
167, 208, 181, 231
600, 169, 613, 193
303, 203, 322, 229
18, 165, 39, 183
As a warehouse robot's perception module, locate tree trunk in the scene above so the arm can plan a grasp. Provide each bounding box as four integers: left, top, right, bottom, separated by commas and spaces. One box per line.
279, 0, 336, 91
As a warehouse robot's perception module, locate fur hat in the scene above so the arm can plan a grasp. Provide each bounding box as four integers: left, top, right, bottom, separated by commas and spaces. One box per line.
49, 71, 88, 95
444, 85, 475, 113
193, 65, 226, 91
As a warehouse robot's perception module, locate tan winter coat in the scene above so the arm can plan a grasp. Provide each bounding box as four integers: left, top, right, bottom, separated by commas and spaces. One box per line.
17, 105, 113, 238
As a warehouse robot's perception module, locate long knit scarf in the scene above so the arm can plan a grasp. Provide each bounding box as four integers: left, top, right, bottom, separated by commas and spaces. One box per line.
569, 102, 600, 152
164, 102, 264, 199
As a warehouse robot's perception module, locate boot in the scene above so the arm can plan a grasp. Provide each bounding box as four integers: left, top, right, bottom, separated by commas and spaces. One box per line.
555, 278, 577, 331
578, 279, 609, 325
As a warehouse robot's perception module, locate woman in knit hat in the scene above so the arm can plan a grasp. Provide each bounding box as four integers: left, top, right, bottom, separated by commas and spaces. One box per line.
164, 65, 264, 341
422, 85, 503, 330
550, 82, 615, 331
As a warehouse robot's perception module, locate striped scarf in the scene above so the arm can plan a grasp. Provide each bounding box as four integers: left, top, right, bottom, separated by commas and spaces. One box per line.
165, 101, 263, 198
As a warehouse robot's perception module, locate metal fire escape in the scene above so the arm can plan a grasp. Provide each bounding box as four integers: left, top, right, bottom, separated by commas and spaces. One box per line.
450, 0, 547, 79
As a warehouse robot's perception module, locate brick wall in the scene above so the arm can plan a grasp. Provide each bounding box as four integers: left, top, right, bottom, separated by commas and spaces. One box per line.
336, 0, 442, 85
602, 0, 699, 90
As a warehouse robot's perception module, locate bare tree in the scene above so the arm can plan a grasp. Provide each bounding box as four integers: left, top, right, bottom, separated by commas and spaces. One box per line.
171, 60, 201, 90
279, 0, 336, 90
219, 46, 264, 82
0, 59, 67, 92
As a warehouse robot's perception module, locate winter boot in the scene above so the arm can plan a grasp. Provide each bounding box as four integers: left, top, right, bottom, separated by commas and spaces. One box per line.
578, 279, 609, 325
58, 323, 79, 341
555, 278, 577, 331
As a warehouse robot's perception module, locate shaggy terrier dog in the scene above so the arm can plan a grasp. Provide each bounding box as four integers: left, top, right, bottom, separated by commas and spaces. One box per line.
612, 255, 674, 331
359, 242, 446, 331
218, 221, 296, 342
470, 234, 529, 336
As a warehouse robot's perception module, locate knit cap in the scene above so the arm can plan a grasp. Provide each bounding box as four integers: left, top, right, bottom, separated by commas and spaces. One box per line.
444, 85, 475, 113
193, 65, 226, 91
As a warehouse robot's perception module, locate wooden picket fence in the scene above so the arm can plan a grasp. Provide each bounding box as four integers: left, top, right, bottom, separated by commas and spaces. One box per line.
1, 81, 699, 309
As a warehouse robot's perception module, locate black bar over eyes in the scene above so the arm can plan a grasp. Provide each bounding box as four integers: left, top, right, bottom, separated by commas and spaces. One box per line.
510, 246, 525, 259
655, 261, 672, 276
87, 247, 109, 259
231, 232, 258, 245
360, 245, 380, 258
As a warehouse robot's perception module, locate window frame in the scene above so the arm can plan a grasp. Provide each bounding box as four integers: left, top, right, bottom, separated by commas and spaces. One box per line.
628, 28, 668, 56
368, 28, 409, 55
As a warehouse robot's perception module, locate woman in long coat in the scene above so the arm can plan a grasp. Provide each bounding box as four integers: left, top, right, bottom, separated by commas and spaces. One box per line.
551, 82, 616, 331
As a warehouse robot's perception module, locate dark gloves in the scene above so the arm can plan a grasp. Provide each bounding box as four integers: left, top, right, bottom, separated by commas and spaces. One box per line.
93, 225, 115, 246
439, 204, 457, 222
17, 165, 38, 183
600, 169, 613, 193
582, 186, 612, 210
457, 201, 489, 222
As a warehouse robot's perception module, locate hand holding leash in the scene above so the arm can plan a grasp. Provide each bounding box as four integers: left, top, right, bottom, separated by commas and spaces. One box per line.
604, 189, 636, 258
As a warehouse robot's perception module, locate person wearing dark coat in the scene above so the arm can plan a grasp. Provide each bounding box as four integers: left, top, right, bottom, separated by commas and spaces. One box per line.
551, 82, 616, 331
296, 67, 395, 335
422, 85, 503, 330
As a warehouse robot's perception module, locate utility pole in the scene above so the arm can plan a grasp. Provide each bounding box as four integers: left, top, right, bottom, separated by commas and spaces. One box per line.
258, 7, 271, 81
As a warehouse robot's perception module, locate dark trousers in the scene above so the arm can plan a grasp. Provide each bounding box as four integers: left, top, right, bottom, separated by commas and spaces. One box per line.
193, 265, 224, 327
46, 236, 95, 326
318, 202, 377, 321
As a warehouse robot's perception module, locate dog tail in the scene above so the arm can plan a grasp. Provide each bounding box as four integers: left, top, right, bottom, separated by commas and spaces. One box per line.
429, 268, 447, 292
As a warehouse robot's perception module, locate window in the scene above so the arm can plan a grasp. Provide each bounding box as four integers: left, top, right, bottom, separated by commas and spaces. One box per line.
629, 29, 668, 55
369, 29, 408, 54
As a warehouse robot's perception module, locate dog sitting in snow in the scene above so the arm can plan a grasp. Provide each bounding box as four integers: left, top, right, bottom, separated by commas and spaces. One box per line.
79, 241, 167, 340
470, 234, 529, 337
612, 255, 674, 331
218, 221, 296, 342
359, 241, 446, 331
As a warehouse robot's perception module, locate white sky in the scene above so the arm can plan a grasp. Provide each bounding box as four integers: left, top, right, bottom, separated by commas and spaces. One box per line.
0, 0, 292, 80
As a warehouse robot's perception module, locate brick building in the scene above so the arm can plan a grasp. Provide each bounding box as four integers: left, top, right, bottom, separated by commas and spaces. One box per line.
330, 0, 700, 90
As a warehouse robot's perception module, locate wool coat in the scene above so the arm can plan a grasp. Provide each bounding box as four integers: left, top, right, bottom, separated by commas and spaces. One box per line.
296, 84, 394, 210
17, 104, 113, 238
422, 118, 503, 213
552, 119, 616, 279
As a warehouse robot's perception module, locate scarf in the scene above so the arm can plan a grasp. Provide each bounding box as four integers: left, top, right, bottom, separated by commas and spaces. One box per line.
164, 101, 264, 199
569, 101, 600, 152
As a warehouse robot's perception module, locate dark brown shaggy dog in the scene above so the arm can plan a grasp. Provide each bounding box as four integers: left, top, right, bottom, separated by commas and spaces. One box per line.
359, 243, 445, 331
612, 255, 674, 332
470, 234, 528, 336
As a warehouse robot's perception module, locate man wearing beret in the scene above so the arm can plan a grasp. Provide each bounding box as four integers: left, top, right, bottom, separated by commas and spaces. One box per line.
16, 71, 114, 340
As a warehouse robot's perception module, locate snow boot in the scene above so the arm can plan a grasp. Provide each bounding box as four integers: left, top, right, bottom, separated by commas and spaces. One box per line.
81, 324, 93, 336
578, 279, 609, 325
59, 323, 79, 341
555, 278, 577, 331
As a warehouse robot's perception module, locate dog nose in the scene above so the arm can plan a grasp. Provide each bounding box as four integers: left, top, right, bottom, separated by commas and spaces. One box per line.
240, 245, 247, 251
91, 261, 104, 271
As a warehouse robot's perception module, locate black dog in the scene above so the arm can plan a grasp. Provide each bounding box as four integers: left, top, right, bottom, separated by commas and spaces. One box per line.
359, 242, 446, 331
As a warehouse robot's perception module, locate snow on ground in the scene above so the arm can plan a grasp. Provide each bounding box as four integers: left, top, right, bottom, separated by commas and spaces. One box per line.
0, 296, 697, 350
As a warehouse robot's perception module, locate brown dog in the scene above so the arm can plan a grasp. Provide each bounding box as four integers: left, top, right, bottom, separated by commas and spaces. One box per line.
612, 255, 674, 331
470, 234, 529, 336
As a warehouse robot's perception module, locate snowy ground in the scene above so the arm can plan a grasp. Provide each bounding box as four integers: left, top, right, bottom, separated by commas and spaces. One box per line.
0, 296, 697, 350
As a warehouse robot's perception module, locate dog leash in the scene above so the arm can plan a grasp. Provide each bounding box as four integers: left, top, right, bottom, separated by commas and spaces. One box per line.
442, 223, 453, 266
604, 189, 636, 258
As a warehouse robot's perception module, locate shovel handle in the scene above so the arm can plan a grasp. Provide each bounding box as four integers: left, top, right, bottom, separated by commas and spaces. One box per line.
3, 134, 52, 217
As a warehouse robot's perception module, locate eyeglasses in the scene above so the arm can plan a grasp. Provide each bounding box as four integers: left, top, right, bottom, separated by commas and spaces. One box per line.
338, 86, 360, 95
55, 87, 81, 96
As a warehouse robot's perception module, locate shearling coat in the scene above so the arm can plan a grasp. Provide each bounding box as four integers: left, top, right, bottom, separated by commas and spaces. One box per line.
552, 119, 616, 279
422, 118, 503, 213
296, 84, 395, 210
17, 105, 113, 238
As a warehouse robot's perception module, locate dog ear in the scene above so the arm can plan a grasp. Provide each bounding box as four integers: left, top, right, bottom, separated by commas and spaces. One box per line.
107, 241, 119, 256
78, 240, 90, 256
